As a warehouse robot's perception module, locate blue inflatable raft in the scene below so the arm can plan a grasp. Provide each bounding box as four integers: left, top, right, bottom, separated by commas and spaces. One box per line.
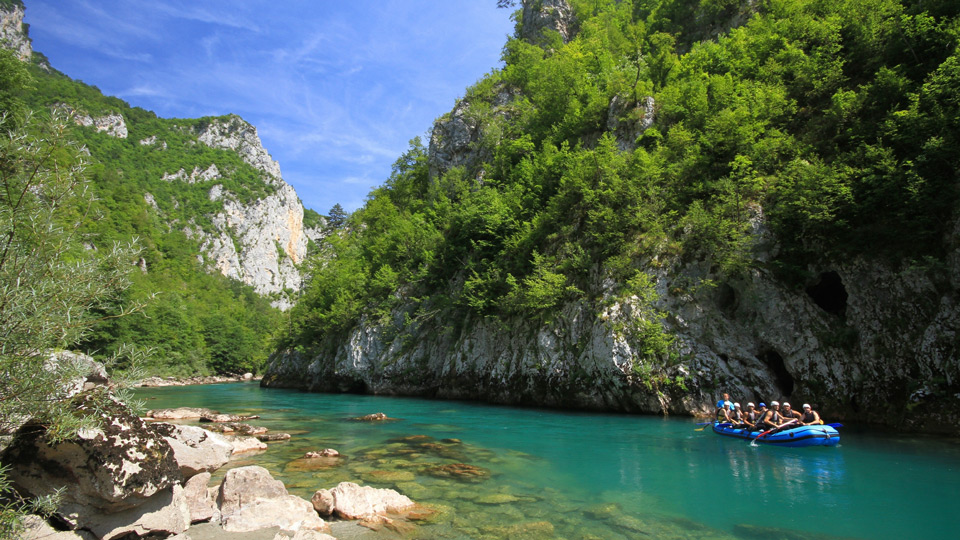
712, 422, 840, 447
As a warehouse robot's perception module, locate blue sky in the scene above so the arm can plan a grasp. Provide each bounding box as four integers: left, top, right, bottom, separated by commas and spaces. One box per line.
23, 1, 516, 214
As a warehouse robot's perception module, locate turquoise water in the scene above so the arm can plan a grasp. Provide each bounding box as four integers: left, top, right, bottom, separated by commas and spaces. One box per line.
136, 383, 960, 539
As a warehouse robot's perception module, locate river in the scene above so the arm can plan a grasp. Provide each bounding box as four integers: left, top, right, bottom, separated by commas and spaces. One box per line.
136, 382, 960, 539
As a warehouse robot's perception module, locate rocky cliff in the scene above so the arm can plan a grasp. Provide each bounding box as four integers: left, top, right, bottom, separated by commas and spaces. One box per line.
184, 115, 308, 309
264, 0, 960, 433
0, 1, 30, 61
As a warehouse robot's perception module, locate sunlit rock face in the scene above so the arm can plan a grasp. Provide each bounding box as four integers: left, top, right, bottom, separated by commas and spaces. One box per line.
0, 2, 32, 61
183, 115, 308, 309
519, 0, 578, 45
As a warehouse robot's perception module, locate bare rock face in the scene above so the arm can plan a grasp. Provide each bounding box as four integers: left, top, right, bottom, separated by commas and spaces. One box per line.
428, 87, 515, 181
520, 0, 577, 45
152, 423, 234, 478
311, 482, 415, 520
73, 112, 128, 138
0, 2, 32, 61
217, 466, 328, 533
195, 115, 282, 180
606, 95, 656, 152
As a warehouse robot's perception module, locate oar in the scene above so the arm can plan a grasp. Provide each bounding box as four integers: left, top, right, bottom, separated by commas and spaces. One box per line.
753, 419, 797, 442
826, 423, 843, 428
696, 422, 732, 431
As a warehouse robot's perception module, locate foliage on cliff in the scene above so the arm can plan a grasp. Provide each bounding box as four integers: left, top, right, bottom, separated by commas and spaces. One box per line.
6, 54, 283, 376
286, 0, 960, 361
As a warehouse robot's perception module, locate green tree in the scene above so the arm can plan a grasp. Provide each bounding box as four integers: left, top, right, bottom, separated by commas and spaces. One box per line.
326, 203, 347, 229
0, 106, 144, 536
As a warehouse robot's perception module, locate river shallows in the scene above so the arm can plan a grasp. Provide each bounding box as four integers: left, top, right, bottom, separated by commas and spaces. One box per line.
136, 383, 960, 539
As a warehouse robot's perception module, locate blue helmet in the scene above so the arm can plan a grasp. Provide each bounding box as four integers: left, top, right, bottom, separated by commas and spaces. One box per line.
717, 400, 724, 408
758, 402, 766, 408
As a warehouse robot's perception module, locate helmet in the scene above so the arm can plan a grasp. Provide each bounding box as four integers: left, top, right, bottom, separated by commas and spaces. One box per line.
724, 401, 732, 408
717, 400, 724, 408
734, 403, 741, 408
747, 402, 755, 408
783, 402, 791, 408
758, 402, 766, 408
803, 403, 811, 409
771, 401, 780, 406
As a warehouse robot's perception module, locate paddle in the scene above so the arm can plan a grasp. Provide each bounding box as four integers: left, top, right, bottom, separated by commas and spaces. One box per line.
753, 419, 797, 442
826, 423, 843, 428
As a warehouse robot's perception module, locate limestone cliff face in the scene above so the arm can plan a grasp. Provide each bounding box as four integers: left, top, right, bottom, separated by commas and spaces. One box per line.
184, 115, 308, 309
0, 2, 31, 61
519, 0, 578, 45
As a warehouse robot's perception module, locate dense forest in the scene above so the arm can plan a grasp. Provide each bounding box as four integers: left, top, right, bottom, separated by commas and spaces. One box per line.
284, 0, 959, 371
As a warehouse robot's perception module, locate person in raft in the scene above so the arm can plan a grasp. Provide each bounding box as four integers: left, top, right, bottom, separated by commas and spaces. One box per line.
741, 402, 760, 430
717, 401, 733, 423
780, 402, 803, 424
730, 403, 744, 425
800, 404, 823, 425
760, 401, 783, 429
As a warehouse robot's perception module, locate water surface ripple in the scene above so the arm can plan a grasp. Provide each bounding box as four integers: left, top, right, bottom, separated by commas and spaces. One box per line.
136, 383, 960, 539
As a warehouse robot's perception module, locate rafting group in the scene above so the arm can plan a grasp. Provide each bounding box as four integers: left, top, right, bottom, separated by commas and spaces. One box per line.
708, 393, 840, 447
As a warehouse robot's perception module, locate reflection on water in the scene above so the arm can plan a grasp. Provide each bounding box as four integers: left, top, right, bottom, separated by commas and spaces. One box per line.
137, 384, 960, 540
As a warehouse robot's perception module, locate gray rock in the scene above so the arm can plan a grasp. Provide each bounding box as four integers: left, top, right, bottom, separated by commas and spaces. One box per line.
80, 483, 190, 540
520, 0, 577, 45
217, 466, 327, 533
22, 515, 96, 540
229, 436, 269, 454
311, 482, 414, 520
1, 395, 181, 515
148, 407, 220, 420
183, 472, 218, 523
152, 423, 234, 478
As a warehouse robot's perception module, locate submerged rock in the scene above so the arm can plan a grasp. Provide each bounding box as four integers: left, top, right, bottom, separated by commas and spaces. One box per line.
200, 413, 261, 423
424, 462, 490, 482
257, 433, 292, 442
304, 448, 339, 458
351, 412, 394, 422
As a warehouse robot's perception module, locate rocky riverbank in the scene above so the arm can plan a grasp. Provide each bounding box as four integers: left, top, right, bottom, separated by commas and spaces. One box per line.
7, 398, 438, 540
137, 373, 259, 387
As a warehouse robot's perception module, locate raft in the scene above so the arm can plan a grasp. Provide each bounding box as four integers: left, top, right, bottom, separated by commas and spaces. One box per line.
712, 422, 840, 447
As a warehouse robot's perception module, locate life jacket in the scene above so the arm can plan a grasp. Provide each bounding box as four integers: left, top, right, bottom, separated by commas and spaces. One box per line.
717, 409, 729, 422
801, 410, 819, 424
730, 409, 743, 422
746, 410, 759, 423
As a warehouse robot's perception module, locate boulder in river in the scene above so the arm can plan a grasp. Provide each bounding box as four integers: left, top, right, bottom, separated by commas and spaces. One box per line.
304, 448, 339, 458
147, 407, 219, 420
217, 466, 327, 533
424, 462, 490, 482
257, 433, 292, 442
351, 412, 395, 422
200, 413, 261, 423
311, 481, 415, 520
229, 436, 269, 454
152, 423, 233, 478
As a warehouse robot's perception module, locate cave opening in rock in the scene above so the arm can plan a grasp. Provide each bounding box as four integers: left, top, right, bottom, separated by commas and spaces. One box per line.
758, 349, 794, 397
716, 282, 739, 317
806, 271, 848, 316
